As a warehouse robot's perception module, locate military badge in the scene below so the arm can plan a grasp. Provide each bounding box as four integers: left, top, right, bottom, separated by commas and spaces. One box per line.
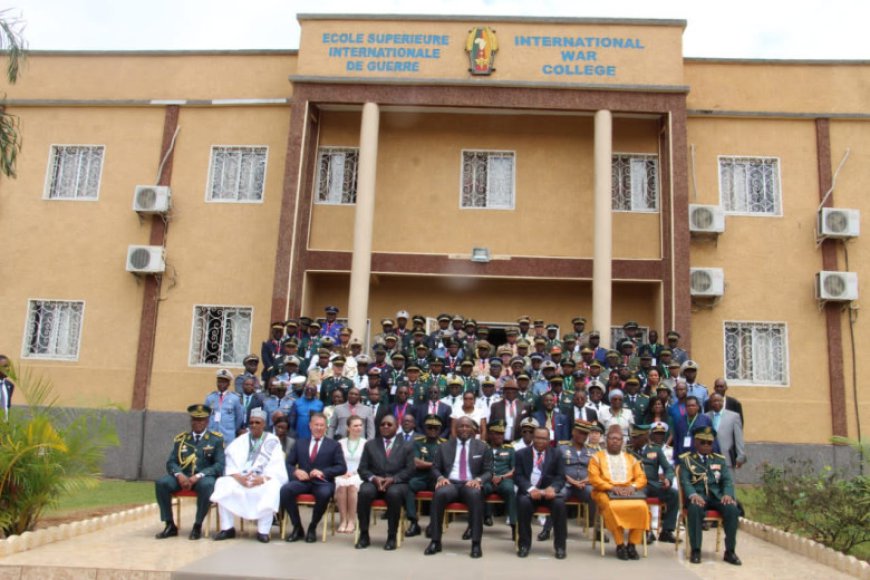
466, 26, 498, 76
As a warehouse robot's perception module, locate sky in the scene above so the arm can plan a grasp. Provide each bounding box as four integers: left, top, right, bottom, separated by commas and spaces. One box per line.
4, 0, 869, 59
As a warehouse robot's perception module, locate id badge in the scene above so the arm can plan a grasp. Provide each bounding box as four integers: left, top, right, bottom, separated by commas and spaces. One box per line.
683, 436, 691, 448
549, 428, 555, 440
214, 411, 222, 422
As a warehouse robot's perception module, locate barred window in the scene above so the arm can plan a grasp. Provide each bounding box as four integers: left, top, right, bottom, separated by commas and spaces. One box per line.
316, 148, 359, 204
23, 300, 85, 360
724, 322, 788, 385
611, 154, 658, 212
190, 306, 253, 366
45, 145, 104, 200
461, 151, 515, 209
207, 146, 268, 202
719, 156, 781, 215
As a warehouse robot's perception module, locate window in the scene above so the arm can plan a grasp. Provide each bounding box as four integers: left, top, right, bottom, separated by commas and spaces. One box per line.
315, 147, 359, 204
724, 322, 788, 385
719, 156, 781, 215
207, 146, 268, 202
23, 300, 85, 360
611, 154, 658, 212
190, 306, 253, 366
461, 150, 515, 209
45, 145, 104, 200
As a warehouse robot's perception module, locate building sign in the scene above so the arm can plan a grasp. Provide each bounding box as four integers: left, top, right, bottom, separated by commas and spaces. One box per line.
319, 31, 449, 73
466, 26, 498, 75
513, 34, 644, 78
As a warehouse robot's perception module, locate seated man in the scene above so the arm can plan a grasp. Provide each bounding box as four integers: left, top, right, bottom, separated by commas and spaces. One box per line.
404, 414, 445, 538
515, 426, 568, 559
355, 414, 416, 551
628, 423, 678, 544
425, 416, 493, 559
281, 412, 346, 543
482, 420, 517, 539
210, 408, 288, 542
547, 420, 598, 541
155, 404, 225, 540
589, 424, 649, 561
680, 425, 742, 565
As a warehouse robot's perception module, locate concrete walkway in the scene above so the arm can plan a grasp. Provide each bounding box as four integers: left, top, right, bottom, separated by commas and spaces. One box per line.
0, 503, 857, 580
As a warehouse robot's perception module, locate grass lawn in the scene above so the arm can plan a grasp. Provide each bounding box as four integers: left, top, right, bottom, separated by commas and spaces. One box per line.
44, 479, 154, 517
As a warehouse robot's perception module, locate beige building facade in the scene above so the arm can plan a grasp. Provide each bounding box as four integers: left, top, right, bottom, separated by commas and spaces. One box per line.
0, 14, 867, 477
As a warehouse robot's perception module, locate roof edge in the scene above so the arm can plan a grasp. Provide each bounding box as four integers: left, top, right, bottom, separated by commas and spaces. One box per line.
297, 13, 686, 28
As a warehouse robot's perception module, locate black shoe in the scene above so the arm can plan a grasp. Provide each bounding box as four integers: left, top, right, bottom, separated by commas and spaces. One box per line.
424, 540, 442, 555
214, 528, 236, 541
305, 525, 317, 543
424, 523, 432, 539
616, 545, 629, 561
462, 527, 472, 541
595, 528, 609, 543
517, 545, 530, 558
510, 524, 517, 542
384, 535, 397, 551
256, 533, 270, 543
188, 524, 202, 541
538, 518, 552, 541
470, 542, 482, 558
484, 516, 494, 527
646, 531, 656, 544
406, 521, 422, 537
285, 526, 304, 542
690, 549, 701, 564
724, 551, 742, 566
555, 547, 566, 560
627, 544, 640, 560
658, 530, 676, 544
355, 532, 370, 549
155, 523, 178, 539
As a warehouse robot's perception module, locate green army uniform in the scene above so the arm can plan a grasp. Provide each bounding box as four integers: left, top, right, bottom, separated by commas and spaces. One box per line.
555, 391, 575, 416
629, 442, 678, 534
679, 427, 741, 560
624, 392, 650, 419
405, 432, 445, 524
298, 334, 321, 362
483, 442, 517, 525
320, 375, 353, 404
155, 405, 225, 536
423, 372, 449, 397
562, 375, 578, 394
516, 388, 538, 413
406, 379, 432, 404
461, 375, 480, 396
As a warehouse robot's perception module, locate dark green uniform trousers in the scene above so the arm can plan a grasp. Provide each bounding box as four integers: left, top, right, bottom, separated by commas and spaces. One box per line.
687, 497, 739, 552
482, 479, 517, 525
155, 475, 215, 526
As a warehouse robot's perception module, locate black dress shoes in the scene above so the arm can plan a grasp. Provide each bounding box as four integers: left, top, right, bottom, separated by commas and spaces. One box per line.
484, 515, 494, 527
355, 532, 370, 549
256, 533, 270, 543
470, 543, 482, 558
517, 545, 530, 558
510, 524, 517, 542
188, 524, 202, 540
214, 528, 236, 541
555, 547, 566, 560
285, 526, 304, 542
690, 549, 702, 564
537, 518, 552, 541
424, 540, 442, 555
305, 526, 318, 543
724, 551, 742, 566
626, 544, 640, 560
406, 521, 422, 537
424, 523, 432, 538
658, 530, 677, 543
462, 527, 472, 541
155, 523, 178, 539
647, 531, 657, 544
616, 545, 629, 560
383, 535, 398, 551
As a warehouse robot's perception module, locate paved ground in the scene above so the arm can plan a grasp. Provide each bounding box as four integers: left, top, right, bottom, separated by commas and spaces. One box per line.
0, 503, 857, 580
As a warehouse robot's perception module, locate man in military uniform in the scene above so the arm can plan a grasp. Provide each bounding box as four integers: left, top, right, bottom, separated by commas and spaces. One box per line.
667, 331, 689, 365
205, 369, 244, 443
514, 373, 538, 412
405, 363, 431, 404
404, 414, 445, 537
548, 376, 575, 417
551, 420, 598, 540
482, 420, 517, 538
424, 358, 448, 397
155, 404, 225, 540
428, 313, 452, 357
680, 425, 742, 565
261, 322, 284, 383
319, 356, 353, 404
457, 359, 480, 396
628, 424, 678, 544
623, 375, 650, 419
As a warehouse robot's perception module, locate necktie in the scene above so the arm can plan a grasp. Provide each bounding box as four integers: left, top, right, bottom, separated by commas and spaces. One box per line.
350, 404, 357, 416
244, 395, 250, 407
535, 451, 544, 468
193, 433, 201, 444
459, 442, 468, 481
310, 438, 320, 462
405, 433, 412, 442
508, 400, 515, 419
385, 438, 393, 458
431, 402, 437, 414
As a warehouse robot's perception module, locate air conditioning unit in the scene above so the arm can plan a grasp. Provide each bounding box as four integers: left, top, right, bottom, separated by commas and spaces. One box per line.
133, 185, 171, 214
816, 271, 858, 302
689, 204, 725, 234
690, 268, 724, 297
818, 208, 859, 239
126, 245, 165, 274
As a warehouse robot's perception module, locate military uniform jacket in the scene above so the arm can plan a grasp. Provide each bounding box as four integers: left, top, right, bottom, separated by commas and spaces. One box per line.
679, 452, 734, 501
557, 442, 594, 483
166, 430, 225, 478
491, 443, 516, 476
320, 375, 353, 403
553, 391, 575, 416
629, 443, 674, 486
624, 393, 650, 419
413, 436, 445, 477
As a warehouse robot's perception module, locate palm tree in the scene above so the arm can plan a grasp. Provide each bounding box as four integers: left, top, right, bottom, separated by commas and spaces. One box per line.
0, 10, 26, 178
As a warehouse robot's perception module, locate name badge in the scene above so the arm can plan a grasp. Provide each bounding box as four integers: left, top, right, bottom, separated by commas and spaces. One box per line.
711, 464, 721, 471
549, 429, 555, 440
683, 436, 691, 448
214, 411, 222, 422
646, 452, 658, 459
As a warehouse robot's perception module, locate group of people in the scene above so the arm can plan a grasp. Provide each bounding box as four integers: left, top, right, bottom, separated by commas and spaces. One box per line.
154, 307, 746, 565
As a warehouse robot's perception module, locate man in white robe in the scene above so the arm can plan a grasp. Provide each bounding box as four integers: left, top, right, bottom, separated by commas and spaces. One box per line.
211, 408, 288, 542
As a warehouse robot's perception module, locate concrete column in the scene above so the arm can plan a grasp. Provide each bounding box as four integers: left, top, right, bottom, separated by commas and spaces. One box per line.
348, 102, 380, 344
592, 109, 613, 348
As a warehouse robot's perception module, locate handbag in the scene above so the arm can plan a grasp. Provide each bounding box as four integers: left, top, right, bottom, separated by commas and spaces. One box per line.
607, 489, 647, 500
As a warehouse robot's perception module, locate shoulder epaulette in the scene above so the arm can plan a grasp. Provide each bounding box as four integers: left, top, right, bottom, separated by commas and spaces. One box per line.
557, 440, 570, 446
678, 451, 691, 460
501, 443, 514, 449
174, 432, 187, 443
438, 437, 447, 443
414, 435, 426, 442
712, 453, 726, 459
210, 430, 224, 438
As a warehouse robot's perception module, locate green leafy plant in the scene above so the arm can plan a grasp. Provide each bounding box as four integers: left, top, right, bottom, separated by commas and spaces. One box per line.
0, 362, 118, 537
0, 8, 26, 178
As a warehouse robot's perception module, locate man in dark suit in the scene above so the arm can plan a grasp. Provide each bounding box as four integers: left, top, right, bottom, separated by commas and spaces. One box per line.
488, 379, 530, 442
704, 378, 745, 427
238, 376, 265, 431
365, 383, 390, 428
532, 392, 571, 445
568, 389, 599, 424
356, 414, 416, 551
415, 385, 452, 438
515, 426, 568, 559
424, 416, 493, 558
281, 412, 347, 543
390, 385, 416, 427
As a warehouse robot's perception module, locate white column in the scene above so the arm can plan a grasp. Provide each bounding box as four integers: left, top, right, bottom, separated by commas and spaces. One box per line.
592, 110, 613, 348
348, 103, 380, 343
